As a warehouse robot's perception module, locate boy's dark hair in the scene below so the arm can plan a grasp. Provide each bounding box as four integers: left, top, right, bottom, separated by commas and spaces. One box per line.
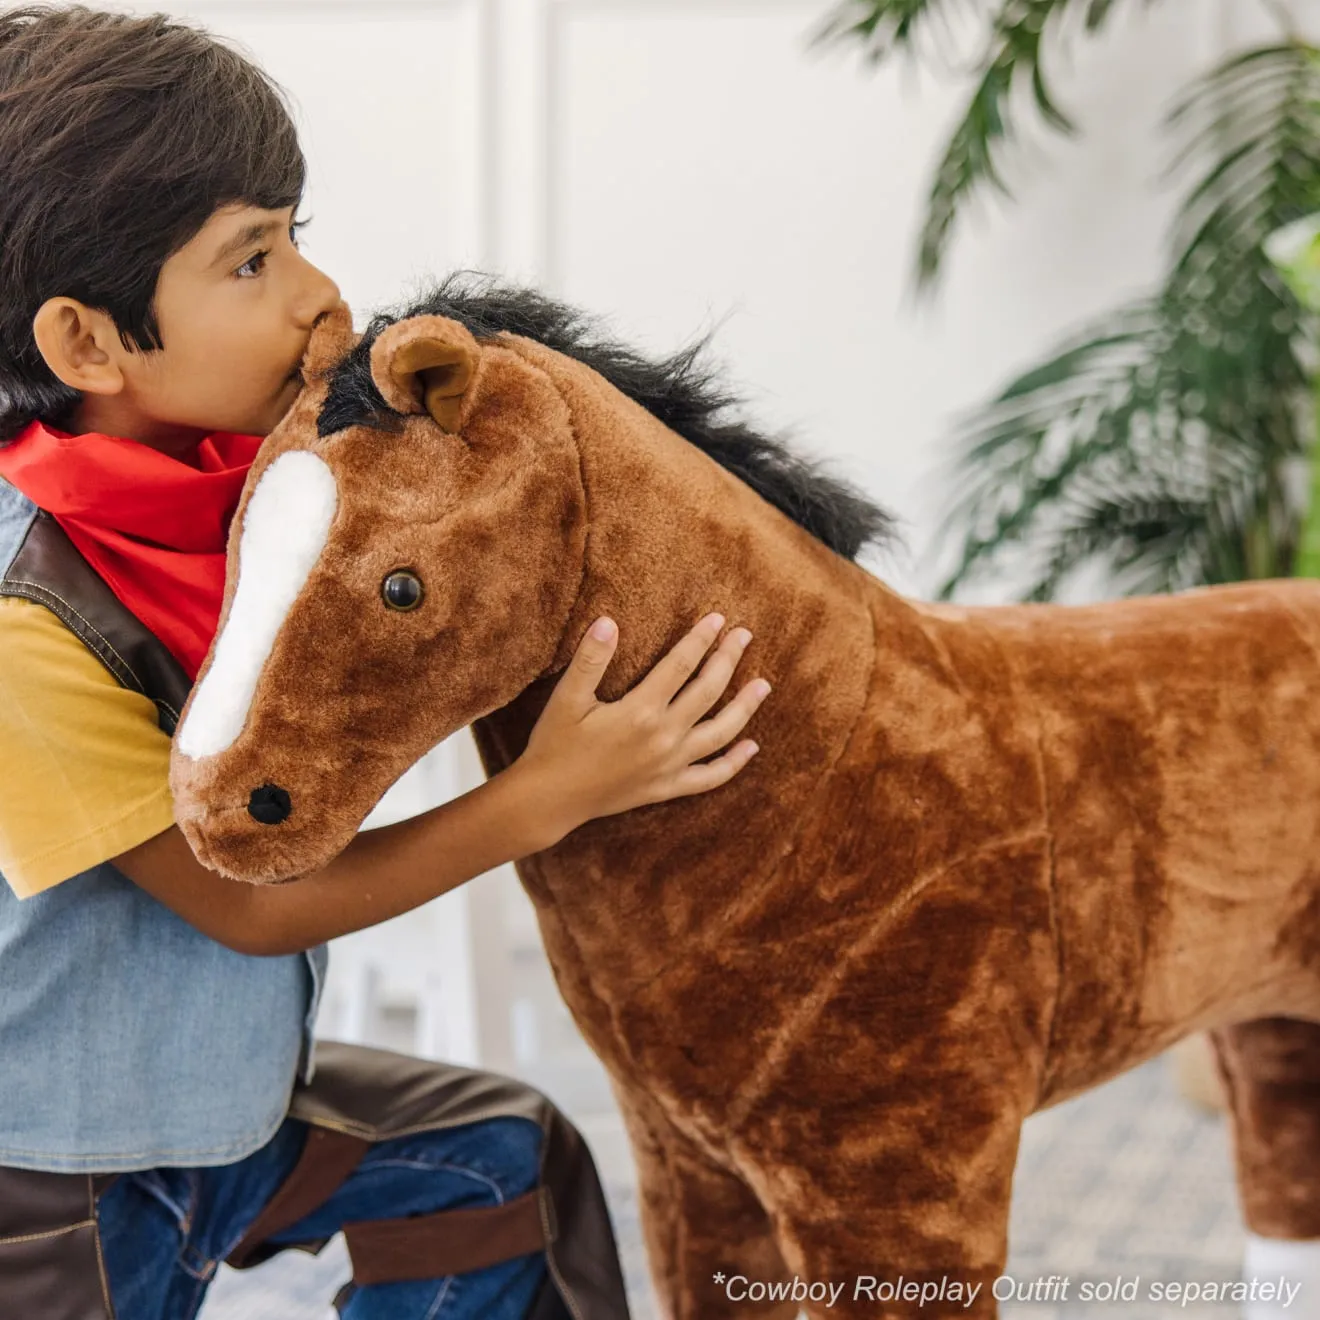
0, 5, 305, 441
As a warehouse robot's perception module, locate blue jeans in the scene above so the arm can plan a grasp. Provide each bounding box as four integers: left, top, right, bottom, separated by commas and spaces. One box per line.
96, 1114, 548, 1319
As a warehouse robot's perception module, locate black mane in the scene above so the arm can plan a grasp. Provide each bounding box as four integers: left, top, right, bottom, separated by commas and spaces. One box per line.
318, 272, 898, 562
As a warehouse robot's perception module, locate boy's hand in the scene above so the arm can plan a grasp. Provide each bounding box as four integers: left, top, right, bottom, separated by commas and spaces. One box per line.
517, 612, 770, 840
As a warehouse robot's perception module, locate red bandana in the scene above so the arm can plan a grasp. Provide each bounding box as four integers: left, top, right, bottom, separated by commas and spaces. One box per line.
0, 421, 262, 679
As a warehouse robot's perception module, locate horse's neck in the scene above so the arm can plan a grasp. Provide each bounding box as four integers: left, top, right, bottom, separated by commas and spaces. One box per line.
473, 350, 933, 982
532, 341, 910, 702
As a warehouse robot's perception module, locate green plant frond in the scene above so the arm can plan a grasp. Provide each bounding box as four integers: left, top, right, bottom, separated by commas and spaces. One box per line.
931, 260, 1310, 599
1031, 55, 1074, 134
934, 299, 1162, 495
1171, 148, 1320, 284
917, 57, 1018, 282
1083, 0, 1121, 29
825, 0, 1164, 286
1166, 43, 1320, 273
917, 1, 1068, 284
1166, 75, 1315, 177
832, 2, 1229, 291
1019, 451, 1292, 599
1173, 132, 1286, 229
913, 0, 1159, 286
1008, 432, 1281, 598
990, 309, 1161, 403
810, 0, 984, 61
1166, 43, 1316, 129
1020, 492, 1215, 600
926, 32, 1318, 603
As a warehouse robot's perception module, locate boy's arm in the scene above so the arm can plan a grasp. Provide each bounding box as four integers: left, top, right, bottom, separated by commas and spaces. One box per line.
116, 757, 570, 956
114, 614, 768, 955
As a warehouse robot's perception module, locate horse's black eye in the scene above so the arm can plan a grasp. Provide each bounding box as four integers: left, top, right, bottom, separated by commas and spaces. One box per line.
382, 570, 423, 612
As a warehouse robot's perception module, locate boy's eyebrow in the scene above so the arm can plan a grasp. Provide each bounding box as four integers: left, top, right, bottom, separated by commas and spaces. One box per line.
209, 219, 280, 269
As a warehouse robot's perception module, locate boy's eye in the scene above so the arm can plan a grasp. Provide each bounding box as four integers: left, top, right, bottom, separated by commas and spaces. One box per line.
235, 250, 268, 279
234, 218, 310, 278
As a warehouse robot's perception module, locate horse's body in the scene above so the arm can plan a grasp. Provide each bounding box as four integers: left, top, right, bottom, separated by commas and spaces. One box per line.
171, 284, 1320, 1318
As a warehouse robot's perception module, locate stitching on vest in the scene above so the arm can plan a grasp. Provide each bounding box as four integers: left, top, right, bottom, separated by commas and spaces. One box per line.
0, 579, 140, 687
0, 1219, 96, 1246
0, 578, 182, 724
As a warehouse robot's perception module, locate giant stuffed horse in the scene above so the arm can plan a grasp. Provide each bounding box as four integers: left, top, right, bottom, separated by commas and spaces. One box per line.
170, 279, 1320, 1319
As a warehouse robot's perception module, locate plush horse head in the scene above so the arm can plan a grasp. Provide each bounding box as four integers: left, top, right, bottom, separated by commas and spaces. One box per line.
170, 276, 892, 883
170, 275, 1320, 1319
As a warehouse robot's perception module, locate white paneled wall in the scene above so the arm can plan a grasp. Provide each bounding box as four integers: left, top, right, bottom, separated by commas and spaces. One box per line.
108, 0, 1256, 1090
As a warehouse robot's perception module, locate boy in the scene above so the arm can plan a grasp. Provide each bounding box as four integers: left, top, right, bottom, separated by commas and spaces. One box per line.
0, 6, 768, 1318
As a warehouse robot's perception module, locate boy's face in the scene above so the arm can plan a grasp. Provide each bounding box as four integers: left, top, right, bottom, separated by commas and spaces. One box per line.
42, 201, 343, 452
133, 201, 343, 440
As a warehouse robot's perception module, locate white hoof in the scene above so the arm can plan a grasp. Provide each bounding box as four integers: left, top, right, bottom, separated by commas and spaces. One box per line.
1241, 1233, 1319, 1318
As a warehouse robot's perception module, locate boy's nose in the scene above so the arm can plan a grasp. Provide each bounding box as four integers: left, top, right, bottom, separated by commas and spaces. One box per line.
248, 783, 292, 825
295, 268, 343, 330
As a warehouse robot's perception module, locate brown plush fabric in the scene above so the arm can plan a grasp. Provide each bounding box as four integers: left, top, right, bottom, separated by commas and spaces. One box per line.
171, 306, 1320, 1319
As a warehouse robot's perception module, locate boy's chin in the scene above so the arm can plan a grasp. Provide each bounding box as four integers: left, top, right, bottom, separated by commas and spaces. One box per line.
261, 375, 305, 433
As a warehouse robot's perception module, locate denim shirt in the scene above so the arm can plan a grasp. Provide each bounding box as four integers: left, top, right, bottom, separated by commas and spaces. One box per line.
0, 475, 327, 1173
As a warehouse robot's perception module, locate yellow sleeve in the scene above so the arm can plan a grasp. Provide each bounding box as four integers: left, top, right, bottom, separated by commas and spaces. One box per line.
0, 595, 176, 899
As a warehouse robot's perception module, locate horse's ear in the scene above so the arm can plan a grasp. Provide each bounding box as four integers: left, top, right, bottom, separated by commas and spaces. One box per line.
369, 315, 482, 433
301, 302, 357, 379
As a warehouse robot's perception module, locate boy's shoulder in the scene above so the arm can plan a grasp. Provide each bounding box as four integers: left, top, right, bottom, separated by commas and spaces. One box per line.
0, 595, 173, 900
0, 591, 97, 670
0, 591, 137, 684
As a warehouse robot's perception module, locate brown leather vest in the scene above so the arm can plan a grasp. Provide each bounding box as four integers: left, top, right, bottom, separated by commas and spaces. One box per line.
0, 509, 192, 731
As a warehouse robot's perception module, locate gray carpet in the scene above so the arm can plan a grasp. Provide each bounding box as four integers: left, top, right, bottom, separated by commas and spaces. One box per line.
199, 1053, 1246, 1319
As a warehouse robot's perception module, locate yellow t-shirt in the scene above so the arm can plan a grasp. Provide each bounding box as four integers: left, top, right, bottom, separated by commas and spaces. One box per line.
0, 595, 176, 899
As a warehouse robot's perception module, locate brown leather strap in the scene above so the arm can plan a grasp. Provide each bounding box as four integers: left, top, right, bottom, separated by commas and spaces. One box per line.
226, 1043, 631, 1315
0, 510, 192, 734
344, 1187, 549, 1285
225, 1127, 368, 1269
292, 1043, 631, 1314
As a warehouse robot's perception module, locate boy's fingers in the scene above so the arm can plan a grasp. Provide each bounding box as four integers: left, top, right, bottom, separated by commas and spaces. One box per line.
670, 740, 760, 797
632, 613, 725, 706
682, 679, 771, 761
550, 617, 618, 712
670, 627, 753, 726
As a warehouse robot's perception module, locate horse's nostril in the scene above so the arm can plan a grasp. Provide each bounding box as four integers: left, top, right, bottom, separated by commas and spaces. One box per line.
248, 783, 292, 826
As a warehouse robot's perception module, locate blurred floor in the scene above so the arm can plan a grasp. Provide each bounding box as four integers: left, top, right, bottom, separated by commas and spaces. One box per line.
200, 1052, 1247, 1320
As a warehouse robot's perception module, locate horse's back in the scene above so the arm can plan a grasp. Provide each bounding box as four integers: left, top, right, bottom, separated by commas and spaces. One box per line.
913, 579, 1320, 1093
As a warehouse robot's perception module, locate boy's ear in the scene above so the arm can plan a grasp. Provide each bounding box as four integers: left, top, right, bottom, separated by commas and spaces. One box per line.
369, 315, 483, 433
30, 298, 124, 396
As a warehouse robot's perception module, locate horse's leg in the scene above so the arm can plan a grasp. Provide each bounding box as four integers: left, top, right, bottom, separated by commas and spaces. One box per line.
730, 1068, 1030, 1319
1211, 1017, 1320, 1319
614, 1086, 796, 1320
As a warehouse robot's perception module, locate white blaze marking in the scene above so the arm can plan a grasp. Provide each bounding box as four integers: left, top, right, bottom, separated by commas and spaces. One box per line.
176, 451, 338, 760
